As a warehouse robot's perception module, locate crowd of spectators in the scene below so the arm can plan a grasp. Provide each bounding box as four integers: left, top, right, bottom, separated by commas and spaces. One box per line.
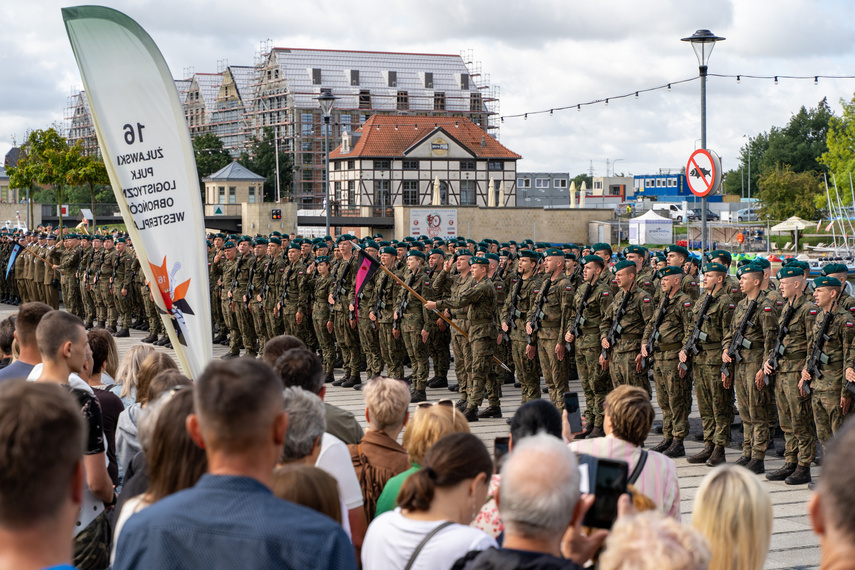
0, 301, 852, 570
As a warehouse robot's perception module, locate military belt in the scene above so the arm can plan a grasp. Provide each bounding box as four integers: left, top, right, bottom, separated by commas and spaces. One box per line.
781, 351, 807, 361
698, 342, 721, 351
656, 342, 682, 352
619, 333, 642, 341
469, 319, 493, 326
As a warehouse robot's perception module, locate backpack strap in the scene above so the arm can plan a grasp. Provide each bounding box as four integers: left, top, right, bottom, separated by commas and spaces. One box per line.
628, 449, 648, 486
404, 521, 455, 570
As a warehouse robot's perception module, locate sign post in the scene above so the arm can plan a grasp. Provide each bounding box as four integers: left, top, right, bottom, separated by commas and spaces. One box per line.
685, 148, 721, 253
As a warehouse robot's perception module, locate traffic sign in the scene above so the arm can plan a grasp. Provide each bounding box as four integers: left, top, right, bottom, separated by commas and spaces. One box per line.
685, 149, 722, 198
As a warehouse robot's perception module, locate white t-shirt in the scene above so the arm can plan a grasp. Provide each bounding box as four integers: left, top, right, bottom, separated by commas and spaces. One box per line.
316, 432, 364, 510
362, 509, 496, 570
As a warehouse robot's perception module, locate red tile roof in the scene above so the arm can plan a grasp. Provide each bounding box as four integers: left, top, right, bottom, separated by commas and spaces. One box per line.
329, 116, 521, 160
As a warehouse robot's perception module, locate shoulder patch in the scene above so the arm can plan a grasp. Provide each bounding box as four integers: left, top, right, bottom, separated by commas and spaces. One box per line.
764, 306, 772, 312
810, 309, 818, 315
643, 281, 650, 286
683, 302, 692, 307
728, 304, 735, 308
643, 297, 651, 303
602, 291, 609, 297
497, 285, 503, 290
847, 322, 854, 328
776, 301, 783, 306
566, 286, 572, 291
690, 282, 697, 286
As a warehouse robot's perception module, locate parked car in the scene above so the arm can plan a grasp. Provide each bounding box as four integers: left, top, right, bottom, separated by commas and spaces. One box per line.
691, 208, 720, 221
652, 204, 698, 221
737, 208, 759, 222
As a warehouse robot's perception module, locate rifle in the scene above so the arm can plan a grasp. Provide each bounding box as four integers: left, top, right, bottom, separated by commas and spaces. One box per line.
393, 273, 417, 332
569, 282, 594, 339
640, 293, 672, 370
721, 297, 759, 378
230, 254, 245, 308
678, 288, 716, 373
260, 256, 276, 301
526, 277, 553, 345
601, 282, 635, 361
373, 271, 390, 329
331, 258, 354, 320
804, 301, 837, 395
277, 263, 296, 312
762, 302, 797, 386
245, 256, 259, 310
501, 272, 525, 343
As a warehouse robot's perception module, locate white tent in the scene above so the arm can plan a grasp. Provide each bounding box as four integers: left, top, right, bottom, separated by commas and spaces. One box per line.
629, 210, 673, 245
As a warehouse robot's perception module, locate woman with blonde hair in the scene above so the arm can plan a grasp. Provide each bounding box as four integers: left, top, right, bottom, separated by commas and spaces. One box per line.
374, 401, 469, 517
692, 464, 773, 570
111, 344, 155, 408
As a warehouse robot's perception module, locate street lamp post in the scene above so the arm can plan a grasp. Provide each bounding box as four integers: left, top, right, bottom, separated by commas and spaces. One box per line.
316, 90, 337, 237
683, 29, 725, 255
743, 135, 752, 218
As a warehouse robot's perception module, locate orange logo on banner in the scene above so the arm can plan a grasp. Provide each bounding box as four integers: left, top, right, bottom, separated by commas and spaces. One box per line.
737, 233, 745, 243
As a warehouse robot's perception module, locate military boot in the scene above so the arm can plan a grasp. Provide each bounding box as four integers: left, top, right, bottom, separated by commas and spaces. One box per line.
651, 439, 673, 453
477, 406, 502, 419
141, 332, 158, 343
663, 440, 685, 458
323, 372, 335, 384
463, 406, 479, 422
785, 465, 811, 485
113, 328, 130, 338
332, 375, 348, 387
687, 442, 714, 464
455, 399, 468, 412
735, 455, 751, 467
427, 377, 448, 389
588, 425, 606, 439
745, 459, 765, 474
342, 374, 361, 388
410, 389, 427, 403
705, 446, 726, 467
766, 462, 797, 481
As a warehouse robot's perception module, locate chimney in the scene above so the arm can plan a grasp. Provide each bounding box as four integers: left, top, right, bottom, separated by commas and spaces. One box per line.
481, 135, 486, 148
341, 131, 351, 154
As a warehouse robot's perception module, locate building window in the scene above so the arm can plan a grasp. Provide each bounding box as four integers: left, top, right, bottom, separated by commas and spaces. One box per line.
350, 70, 359, 86
302, 153, 313, 165
229, 186, 236, 204
470, 92, 482, 113
339, 114, 351, 133
397, 91, 409, 111
312, 68, 321, 85
388, 71, 397, 87
359, 90, 371, 109
403, 180, 419, 205
374, 160, 391, 170
424, 72, 433, 88
374, 179, 390, 208
668, 178, 677, 187
301, 112, 313, 137
656, 179, 664, 187
248, 186, 256, 204
460, 73, 469, 90
555, 179, 568, 188
403, 160, 419, 170
517, 178, 531, 189
218, 186, 226, 204
594, 181, 602, 189
347, 181, 355, 205
348, 160, 355, 170
645, 179, 653, 188
488, 161, 503, 171
460, 161, 475, 171
460, 180, 476, 205
302, 181, 314, 196
359, 113, 370, 126
535, 178, 549, 189
434, 92, 445, 111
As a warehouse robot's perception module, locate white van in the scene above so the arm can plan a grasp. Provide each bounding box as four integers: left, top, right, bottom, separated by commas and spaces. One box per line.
652, 204, 695, 221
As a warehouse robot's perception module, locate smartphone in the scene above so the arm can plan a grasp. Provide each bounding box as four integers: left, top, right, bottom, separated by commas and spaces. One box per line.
577, 455, 629, 529
563, 392, 583, 434
494, 436, 510, 462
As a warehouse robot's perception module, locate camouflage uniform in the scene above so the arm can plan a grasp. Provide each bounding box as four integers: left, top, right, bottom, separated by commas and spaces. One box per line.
248, 254, 270, 349
503, 272, 544, 404
111, 247, 134, 330
59, 244, 82, 318
220, 254, 240, 356
643, 291, 693, 441
330, 254, 361, 380
231, 251, 256, 356
44, 243, 61, 310
355, 263, 383, 378
601, 285, 654, 395
263, 252, 288, 339
810, 303, 855, 456
426, 263, 452, 382
209, 248, 225, 335
724, 274, 744, 305
529, 274, 574, 408
568, 280, 613, 427
371, 265, 406, 379
310, 270, 336, 375
436, 269, 473, 402
723, 291, 777, 460
690, 287, 736, 448
394, 269, 430, 391
635, 266, 657, 296
281, 259, 308, 342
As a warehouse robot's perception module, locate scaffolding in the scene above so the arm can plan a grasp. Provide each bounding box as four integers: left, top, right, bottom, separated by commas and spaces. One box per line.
64, 88, 100, 157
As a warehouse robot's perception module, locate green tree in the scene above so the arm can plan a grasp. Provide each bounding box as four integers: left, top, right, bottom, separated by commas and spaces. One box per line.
193, 133, 232, 197
7, 128, 73, 229
65, 145, 110, 229
571, 173, 592, 190
820, 94, 855, 206
755, 168, 822, 220
239, 127, 293, 202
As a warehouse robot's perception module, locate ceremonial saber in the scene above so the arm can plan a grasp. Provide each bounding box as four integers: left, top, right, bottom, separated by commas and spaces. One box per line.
351, 241, 512, 374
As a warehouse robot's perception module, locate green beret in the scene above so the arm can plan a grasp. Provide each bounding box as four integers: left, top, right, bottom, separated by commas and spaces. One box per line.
237, 236, 251, 244
592, 242, 612, 254
116, 237, 126, 243
709, 249, 732, 264
736, 263, 763, 279
270, 231, 281, 237
269, 237, 281, 245
223, 241, 235, 250
544, 248, 564, 258
790, 260, 810, 276
380, 246, 397, 256
822, 263, 849, 276
227, 234, 238, 241
581, 254, 605, 266
737, 259, 751, 268
404, 237, 415, 243
624, 245, 647, 256
565, 253, 577, 261
654, 252, 666, 262
752, 257, 771, 269
102, 234, 113, 242
613, 259, 636, 273
428, 248, 444, 257
814, 276, 842, 289
535, 242, 550, 250
373, 233, 383, 239
418, 236, 431, 243
315, 255, 330, 265
518, 250, 538, 261
499, 250, 510, 257
508, 240, 518, 246
407, 250, 425, 260
214, 233, 225, 239
469, 256, 489, 266
500, 242, 510, 249
92, 235, 102, 241
664, 245, 689, 258
485, 253, 500, 262
703, 262, 728, 274
659, 265, 683, 277
254, 238, 268, 246
475, 246, 487, 253
433, 239, 446, 246
777, 266, 804, 279
566, 243, 579, 250
287, 243, 301, 250
395, 242, 408, 249
363, 241, 379, 250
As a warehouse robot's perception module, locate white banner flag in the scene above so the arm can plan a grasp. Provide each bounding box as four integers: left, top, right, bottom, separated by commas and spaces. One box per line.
63, 6, 211, 378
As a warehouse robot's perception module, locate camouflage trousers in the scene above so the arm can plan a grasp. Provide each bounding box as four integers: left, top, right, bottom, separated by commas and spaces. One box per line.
91, 280, 105, 322
378, 322, 406, 379
427, 322, 451, 379
313, 315, 336, 374
45, 280, 59, 310
608, 344, 650, 397
536, 334, 568, 408
265, 298, 284, 339
451, 323, 471, 402
62, 277, 82, 319
494, 335, 511, 380
98, 281, 117, 326
511, 338, 540, 404
468, 336, 498, 409
653, 349, 691, 440
144, 285, 164, 336
251, 301, 267, 350
212, 288, 225, 331
733, 353, 771, 459
576, 338, 611, 427
113, 287, 132, 329
813, 386, 847, 456
358, 317, 383, 377
73, 511, 111, 570
234, 301, 256, 356
693, 358, 734, 447
222, 298, 240, 354
333, 311, 361, 377
402, 329, 429, 390
283, 305, 307, 342
776, 366, 816, 467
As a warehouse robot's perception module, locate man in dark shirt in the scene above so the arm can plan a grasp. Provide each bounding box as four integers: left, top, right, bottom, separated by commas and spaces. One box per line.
0, 302, 51, 382
0, 316, 15, 370
113, 358, 356, 570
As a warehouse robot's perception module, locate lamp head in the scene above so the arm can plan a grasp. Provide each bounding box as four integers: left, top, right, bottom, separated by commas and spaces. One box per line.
681, 29, 725, 68
316, 89, 336, 118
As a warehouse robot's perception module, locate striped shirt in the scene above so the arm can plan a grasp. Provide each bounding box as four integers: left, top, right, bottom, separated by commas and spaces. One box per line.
569, 436, 681, 520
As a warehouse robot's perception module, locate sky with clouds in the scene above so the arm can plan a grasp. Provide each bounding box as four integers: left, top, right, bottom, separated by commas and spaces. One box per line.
3, 0, 855, 180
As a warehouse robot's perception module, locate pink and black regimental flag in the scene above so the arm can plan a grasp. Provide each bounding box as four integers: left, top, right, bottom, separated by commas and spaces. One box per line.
354, 248, 381, 312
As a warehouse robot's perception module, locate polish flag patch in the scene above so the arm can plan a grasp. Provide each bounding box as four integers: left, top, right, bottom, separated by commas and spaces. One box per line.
643, 297, 651, 303
810, 309, 818, 315
847, 322, 854, 327
602, 291, 609, 296
566, 286, 572, 291
684, 302, 691, 307
729, 304, 735, 308
764, 306, 772, 312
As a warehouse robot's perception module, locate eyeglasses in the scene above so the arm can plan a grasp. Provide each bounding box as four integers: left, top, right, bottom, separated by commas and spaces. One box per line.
417, 399, 454, 409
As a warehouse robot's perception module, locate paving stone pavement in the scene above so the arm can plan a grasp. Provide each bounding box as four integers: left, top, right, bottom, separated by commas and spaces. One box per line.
3, 303, 820, 569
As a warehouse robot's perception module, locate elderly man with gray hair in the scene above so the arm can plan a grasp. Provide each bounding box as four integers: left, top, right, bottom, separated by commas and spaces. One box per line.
454, 433, 609, 569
